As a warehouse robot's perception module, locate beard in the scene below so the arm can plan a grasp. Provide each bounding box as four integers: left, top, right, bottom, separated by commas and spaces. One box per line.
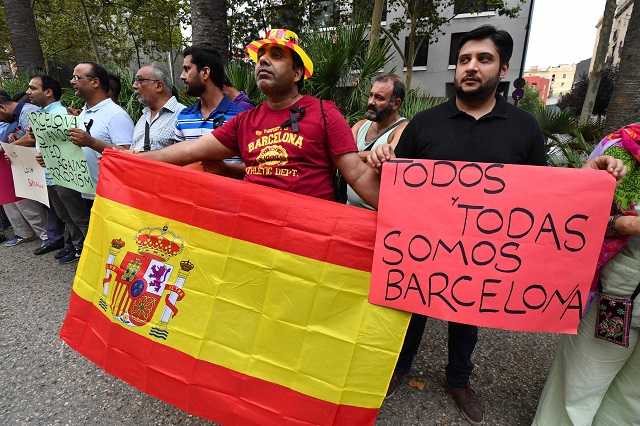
454, 71, 501, 103
135, 92, 148, 105
365, 101, 394, 122
184, 76, 205, 97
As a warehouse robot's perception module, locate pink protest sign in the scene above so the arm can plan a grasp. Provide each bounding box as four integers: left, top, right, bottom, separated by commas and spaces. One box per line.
0, 154, 21, 205
369, 160, 615, 333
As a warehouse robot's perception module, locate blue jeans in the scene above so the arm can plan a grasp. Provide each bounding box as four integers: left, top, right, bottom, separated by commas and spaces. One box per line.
396, 314, 478, 388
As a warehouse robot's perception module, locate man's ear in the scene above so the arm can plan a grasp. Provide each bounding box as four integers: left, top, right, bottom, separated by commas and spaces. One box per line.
293, 67, 304, 85
201, 66, 210, 81
44, 88, 53, 99
500, 61, 509, 79
392, 98, 402, 111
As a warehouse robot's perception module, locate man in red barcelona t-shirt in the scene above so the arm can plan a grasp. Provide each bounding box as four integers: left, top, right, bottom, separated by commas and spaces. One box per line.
139, 29, 381, 206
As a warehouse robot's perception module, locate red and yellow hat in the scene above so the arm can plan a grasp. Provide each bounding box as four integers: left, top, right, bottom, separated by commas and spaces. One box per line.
246, 29, 314, 79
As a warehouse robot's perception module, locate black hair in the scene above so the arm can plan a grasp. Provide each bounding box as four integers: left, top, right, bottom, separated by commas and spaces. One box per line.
223, 76, 233, 87
457, 25, 513, 67
108, 73, 122, 99
78, 61, 111, 93
374, 74, 406, 103
12, 91, 29, 103
0, 93, 12, 105
291, 50, 305, 92
182, 43, 225, 90
32, 75, 63, 100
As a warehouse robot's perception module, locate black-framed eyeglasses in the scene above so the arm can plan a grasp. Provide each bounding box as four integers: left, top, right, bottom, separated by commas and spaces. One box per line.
72, 75, 95, 81
134, 77, 160, 84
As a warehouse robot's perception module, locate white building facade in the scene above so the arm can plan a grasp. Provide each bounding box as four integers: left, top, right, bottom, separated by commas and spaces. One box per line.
381, 0, 534, 98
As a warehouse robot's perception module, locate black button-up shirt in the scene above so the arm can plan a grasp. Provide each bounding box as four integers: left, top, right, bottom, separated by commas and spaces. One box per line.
395, 95, 547, 166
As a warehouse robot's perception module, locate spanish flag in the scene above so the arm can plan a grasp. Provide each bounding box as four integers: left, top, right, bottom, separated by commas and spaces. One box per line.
60, 151, 410, 425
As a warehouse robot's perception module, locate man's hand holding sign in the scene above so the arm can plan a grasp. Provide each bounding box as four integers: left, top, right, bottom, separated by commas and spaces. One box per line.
369, 158, 619, 333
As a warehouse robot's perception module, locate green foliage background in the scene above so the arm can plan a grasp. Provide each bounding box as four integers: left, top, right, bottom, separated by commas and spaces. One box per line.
519, 84, 544, 113
0, 0, 190, 73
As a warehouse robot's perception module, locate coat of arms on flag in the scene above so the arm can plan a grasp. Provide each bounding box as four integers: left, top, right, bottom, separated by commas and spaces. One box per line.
98, 225, 194, 340
60, 151, 411, 426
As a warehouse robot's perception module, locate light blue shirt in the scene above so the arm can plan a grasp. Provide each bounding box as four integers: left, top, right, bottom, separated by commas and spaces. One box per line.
43, 101, 67, 115
14, 102, 40, 137
79, 98, 134, 199
0, 122, 15, 142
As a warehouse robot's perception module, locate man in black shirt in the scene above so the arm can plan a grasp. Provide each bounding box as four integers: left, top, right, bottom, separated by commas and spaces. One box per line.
369, 25, 624, 425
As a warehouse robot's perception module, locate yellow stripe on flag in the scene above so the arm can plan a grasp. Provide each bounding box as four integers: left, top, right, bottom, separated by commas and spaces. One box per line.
74, 195, 409, 408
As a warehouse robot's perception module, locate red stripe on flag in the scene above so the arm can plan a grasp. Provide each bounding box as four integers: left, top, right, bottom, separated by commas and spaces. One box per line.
61, 291, 379, 425
97, 151, 377, 272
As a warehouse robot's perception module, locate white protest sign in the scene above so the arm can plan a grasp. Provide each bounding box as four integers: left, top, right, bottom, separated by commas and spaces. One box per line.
1, 142, 49, 207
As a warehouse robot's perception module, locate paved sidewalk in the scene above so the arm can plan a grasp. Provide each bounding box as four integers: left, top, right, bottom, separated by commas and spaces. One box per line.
0, 231, 556, 425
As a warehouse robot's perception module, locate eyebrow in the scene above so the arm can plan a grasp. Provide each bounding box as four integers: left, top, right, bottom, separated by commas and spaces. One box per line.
460, 51, 495, 58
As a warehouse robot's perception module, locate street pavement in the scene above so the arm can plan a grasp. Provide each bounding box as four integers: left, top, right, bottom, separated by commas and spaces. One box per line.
0, 229, 557, 425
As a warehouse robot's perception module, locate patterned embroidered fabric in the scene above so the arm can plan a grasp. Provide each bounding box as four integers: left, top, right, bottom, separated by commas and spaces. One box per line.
594, 293, 633, 347
589, 123, 640, 286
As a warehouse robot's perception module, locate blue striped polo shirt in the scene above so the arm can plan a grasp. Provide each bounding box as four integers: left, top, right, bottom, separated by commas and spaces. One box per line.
174, 94, 242, 142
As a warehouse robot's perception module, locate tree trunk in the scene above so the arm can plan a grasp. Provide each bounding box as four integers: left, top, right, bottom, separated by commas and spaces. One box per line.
2, 0, 45, 73
580, 0, 616, 124
604, 2, 640, 133
368, 0, 385, 53
404, 2, 422, 93
191, 0, 228, 62
78, 0, 104, 64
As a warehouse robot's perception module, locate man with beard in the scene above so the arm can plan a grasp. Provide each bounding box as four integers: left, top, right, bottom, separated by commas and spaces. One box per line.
136, 28, 381, 207
346, 74, 407, 210
174, 44, 244, 178
370, 25, 546, 425
130, 65, 186, 151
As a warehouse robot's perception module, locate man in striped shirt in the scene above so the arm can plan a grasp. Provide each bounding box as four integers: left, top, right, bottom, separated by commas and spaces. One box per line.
175, 44, 244, 179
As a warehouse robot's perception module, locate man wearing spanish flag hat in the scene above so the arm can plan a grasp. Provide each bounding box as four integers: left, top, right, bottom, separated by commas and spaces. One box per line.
140, 29, 382, 207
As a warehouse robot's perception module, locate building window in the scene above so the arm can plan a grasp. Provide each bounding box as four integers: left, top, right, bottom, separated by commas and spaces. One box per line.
449, 32, 465, 65
562, 73, 566, 78
364, 0, 387, 21
531, 83, 537, 90
454, 0, 496, 14
405, 37, 429, 67
561, 82, 565, 87
309, 0, 338, 27
360, 37, 385, 61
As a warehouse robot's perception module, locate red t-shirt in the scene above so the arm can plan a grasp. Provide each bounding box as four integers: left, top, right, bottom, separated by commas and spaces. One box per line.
213, 95, 356, 201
